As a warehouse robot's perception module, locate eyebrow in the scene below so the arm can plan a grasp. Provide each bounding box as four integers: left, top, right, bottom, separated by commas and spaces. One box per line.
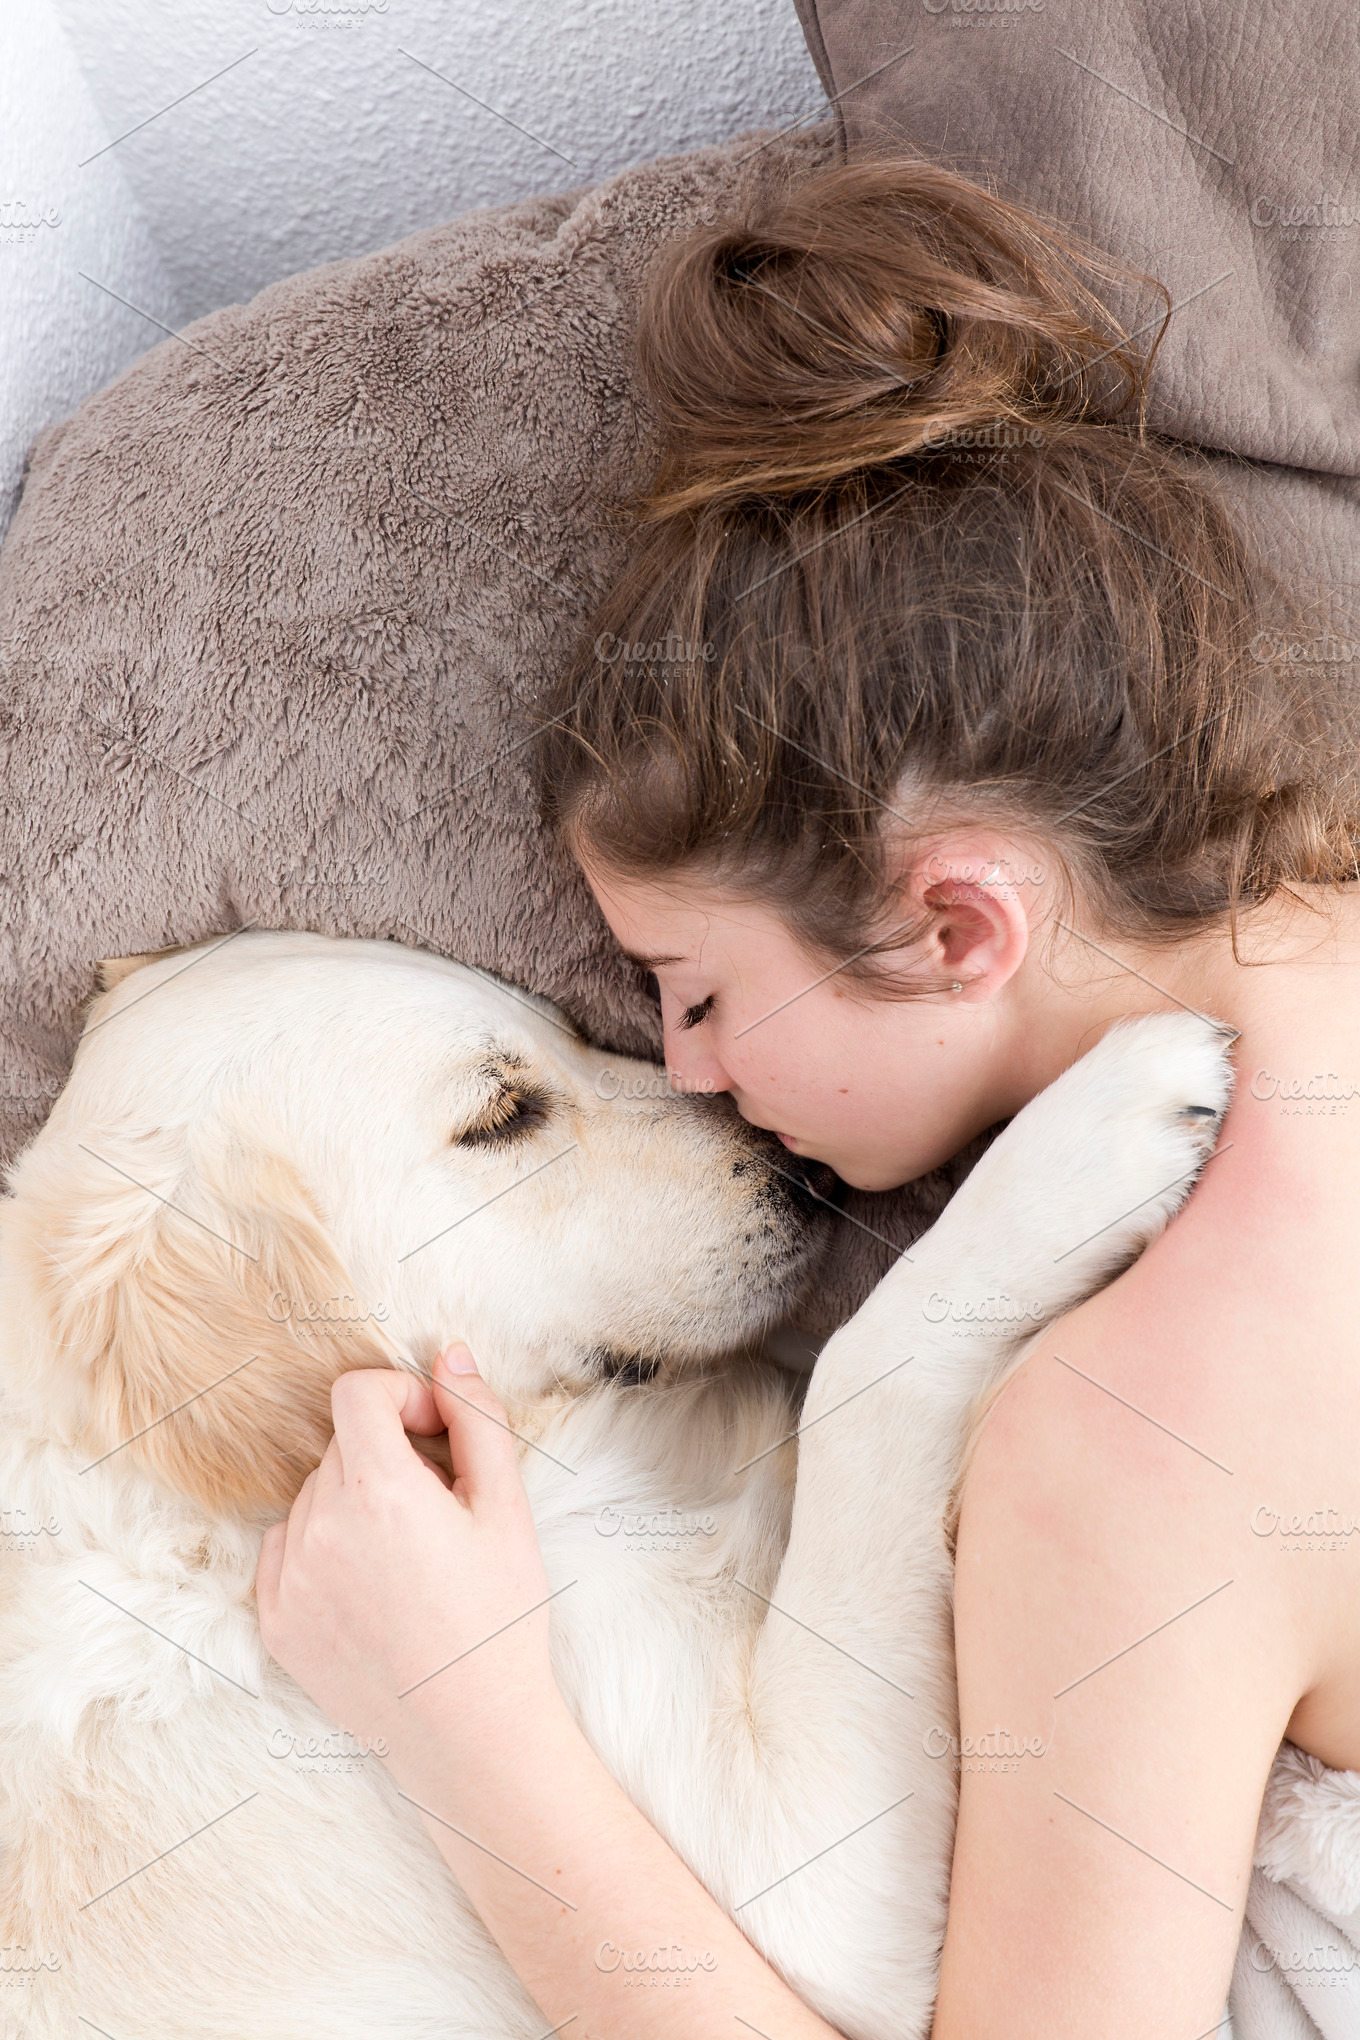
619, 949, 686, 971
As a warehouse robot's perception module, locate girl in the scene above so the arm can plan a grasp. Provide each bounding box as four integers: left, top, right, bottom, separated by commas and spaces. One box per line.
257, 158, 1360, 2035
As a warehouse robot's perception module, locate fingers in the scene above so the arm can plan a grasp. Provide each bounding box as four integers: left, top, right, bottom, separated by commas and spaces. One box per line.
391, 1368, 446, 1438
285, 1464, 320, 1570
310, 1431, 344, 1506
431, 1344, 524, 1507
257, 1459, 319, 1637
311, 1355, 521, 1510
328, 1367, 443, 1479
256, 1518, 285, 1630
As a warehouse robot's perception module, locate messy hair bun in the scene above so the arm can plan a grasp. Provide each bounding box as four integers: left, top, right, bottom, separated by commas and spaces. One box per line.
637, 158, 1157, 512
535, 155, 1358, 987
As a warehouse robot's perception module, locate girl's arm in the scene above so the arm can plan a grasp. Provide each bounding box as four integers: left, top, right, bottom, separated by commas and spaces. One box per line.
256, 1348, 844, 2040
933, 1304, 1300, 2038
405, 1683, 843, 2040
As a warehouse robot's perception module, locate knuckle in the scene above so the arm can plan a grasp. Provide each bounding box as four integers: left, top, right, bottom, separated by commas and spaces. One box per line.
331, 1368, 368, 1413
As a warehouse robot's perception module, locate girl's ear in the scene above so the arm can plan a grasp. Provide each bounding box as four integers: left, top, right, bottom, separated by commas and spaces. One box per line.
5, 1119, 397, 1517
910, 835, 1037, 995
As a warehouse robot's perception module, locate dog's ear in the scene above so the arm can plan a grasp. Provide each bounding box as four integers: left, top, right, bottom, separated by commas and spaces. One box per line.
5, 1119, 397, 1517
96, 949, 180, 992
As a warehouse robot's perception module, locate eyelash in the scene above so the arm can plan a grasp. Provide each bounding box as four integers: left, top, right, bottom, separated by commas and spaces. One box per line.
679, 996, 715, 1031
455, 1086, 551, 1146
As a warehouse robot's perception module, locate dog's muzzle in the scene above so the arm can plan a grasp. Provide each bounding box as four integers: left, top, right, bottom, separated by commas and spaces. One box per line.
731, 1131, 843, 1226
767, 1145, 841, 1216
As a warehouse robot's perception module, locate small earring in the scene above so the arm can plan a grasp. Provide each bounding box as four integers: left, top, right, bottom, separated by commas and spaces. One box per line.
949, 980, 964, 993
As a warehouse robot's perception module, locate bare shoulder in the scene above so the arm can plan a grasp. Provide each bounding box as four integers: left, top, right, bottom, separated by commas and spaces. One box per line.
937, 943, 1360, 2025
956, 1014, 1360, 1762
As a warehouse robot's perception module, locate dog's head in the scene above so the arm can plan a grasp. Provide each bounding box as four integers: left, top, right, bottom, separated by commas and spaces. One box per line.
1, 933, 833, 1518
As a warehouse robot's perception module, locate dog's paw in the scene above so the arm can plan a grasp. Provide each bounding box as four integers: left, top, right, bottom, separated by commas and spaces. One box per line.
930, 1011, 1234, 1322
1063, 1012, 1233, 1265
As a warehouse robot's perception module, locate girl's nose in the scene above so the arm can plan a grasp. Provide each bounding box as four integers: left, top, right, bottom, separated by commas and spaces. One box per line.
662, 1024, 732, 1098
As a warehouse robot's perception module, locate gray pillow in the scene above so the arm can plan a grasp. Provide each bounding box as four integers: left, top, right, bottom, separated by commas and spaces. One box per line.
790, 0, 1359, 599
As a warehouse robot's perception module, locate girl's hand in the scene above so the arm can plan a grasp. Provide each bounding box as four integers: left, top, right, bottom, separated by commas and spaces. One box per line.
261, 1350, 848, 2040
256, 1345, 559, 1796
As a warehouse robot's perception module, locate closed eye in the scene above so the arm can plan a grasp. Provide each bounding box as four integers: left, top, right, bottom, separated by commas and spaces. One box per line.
679, 996, 715, 1030
454, 1084, 552, 1147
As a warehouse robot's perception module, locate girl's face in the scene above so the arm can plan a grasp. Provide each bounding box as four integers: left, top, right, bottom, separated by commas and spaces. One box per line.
583, 860, 1038, 1193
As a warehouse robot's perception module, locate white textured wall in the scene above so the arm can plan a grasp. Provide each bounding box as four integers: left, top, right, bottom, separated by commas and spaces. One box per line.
0, 0, 183, 531
1, 0, 826, 532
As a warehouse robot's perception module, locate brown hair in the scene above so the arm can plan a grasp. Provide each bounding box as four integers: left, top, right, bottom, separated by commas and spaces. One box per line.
534, 156, 1358, 992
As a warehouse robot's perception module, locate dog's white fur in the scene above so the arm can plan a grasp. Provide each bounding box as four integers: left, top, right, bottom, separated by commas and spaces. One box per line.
0, 932, 1233, 2040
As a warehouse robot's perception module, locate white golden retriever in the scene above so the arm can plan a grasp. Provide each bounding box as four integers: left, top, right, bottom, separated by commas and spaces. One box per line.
0, 931, 1232, 2040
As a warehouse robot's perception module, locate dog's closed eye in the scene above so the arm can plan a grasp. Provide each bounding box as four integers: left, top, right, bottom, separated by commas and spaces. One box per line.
454, 1083, 552, 1147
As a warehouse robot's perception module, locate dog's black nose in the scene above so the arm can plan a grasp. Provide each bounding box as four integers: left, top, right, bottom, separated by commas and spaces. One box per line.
769, 1146, 842, 1214
722, 1102, 843, 1220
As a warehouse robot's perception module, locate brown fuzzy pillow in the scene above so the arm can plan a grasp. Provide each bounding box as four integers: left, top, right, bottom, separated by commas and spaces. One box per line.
0, 124, 961, 1338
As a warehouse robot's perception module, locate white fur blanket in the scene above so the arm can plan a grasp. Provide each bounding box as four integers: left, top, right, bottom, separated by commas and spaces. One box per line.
1232, 1746, 1360, 2037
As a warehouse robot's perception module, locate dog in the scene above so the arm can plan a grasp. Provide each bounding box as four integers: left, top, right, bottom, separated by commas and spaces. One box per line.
0, 930, 1233, 2039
